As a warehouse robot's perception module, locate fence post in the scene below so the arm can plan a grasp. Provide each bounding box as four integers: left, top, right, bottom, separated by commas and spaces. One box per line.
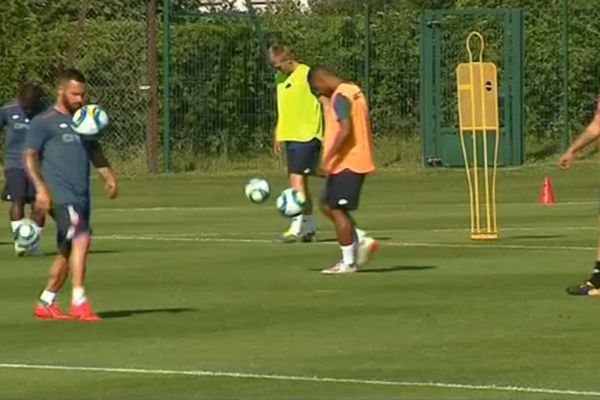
561, 0, 570, 149
245, 0, 267, 56
364, 3, 371, 101
162, 0, 172, 172
147, 0, 159, 174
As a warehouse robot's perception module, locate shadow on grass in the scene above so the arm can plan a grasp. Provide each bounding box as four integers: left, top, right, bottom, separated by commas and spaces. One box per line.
98, 307, 197, 319
359, 265, 437, 273
37, 249, 122, 258
308, 265, 436, 273
318, 236, 393, 243
509, 235, 566, 240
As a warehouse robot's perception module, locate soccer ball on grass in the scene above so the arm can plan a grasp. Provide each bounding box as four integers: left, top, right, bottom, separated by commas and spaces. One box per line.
244, 178, 271, 204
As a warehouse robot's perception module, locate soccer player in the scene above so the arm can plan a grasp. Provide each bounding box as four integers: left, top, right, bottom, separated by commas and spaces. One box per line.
1, 82, 47, 256
24, 68, 118, 321
269, 44, 322, 243
560, 98, 600, 295
308, 66, 379, 274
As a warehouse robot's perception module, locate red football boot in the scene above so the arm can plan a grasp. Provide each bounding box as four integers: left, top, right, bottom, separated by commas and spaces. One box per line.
34, 303, 72, 320
70, 301, 101, 322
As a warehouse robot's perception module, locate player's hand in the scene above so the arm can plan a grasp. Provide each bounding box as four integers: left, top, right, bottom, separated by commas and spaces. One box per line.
105, 179, 118, 199
317, 165, 330, 177
273, 141, 282, 157
559, 151, 574, 171
35, 188, 51, 214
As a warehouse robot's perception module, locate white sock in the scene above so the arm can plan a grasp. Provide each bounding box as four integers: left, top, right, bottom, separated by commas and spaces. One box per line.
72, 287, 87, 306
289, 215, 303, 235
303, 215, 316, 234
355, 228, 367, 243
341, 243, 357, 265
10, 220, 24, 233
40, 290, 56, 306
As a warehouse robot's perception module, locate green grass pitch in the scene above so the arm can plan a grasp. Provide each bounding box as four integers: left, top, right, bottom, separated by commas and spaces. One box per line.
2, 164, 600, 399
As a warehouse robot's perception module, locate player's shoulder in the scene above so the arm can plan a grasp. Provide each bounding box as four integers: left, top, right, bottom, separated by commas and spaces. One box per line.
0, 101, 20, 114
36, 108, 59, 122
1, 100, 19, 109
30, 108, 57, 128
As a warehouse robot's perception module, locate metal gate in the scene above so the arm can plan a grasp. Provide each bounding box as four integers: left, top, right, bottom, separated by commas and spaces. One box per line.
420, 9, 524, 167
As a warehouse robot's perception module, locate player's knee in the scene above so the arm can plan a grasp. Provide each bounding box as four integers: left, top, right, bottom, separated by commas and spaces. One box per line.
289, 174, 306, 192
11, 198, 25, 211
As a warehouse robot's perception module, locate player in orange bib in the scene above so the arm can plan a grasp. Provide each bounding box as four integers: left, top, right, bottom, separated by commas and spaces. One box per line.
308, 66, 379, 274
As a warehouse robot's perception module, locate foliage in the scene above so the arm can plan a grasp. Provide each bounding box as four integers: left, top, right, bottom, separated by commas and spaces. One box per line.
0, 0, 597, 171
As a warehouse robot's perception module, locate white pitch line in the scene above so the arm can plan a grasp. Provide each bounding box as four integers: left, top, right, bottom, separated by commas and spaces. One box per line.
198, 226, 597, 236
0, 363, 599, 398
96, 234, 274, 244
94, 234, 595, 252
95, 201, 598, 213
385, 242, 595, 251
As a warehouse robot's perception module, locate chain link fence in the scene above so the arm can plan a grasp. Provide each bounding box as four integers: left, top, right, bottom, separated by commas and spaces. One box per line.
0, 18, 150, 173
2, 1, 600, 173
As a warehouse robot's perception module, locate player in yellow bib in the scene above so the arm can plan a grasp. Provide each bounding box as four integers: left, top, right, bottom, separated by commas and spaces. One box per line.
269, 44, 323, 243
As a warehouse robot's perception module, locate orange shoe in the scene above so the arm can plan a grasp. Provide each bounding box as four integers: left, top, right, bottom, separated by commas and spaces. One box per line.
70, 301, 101, 322
34, 303, 72, 320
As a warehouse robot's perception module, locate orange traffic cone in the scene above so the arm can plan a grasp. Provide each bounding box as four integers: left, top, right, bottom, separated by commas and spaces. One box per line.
540, 176, 556, 206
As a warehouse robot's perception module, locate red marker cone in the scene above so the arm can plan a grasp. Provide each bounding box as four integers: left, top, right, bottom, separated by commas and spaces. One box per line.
540, 176, 556, 206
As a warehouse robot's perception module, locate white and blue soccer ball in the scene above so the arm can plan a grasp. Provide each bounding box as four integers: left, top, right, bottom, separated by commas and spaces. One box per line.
14, 219, 40, 249
72, 104, 109, 136
244, 178, 270, 204
276, 188, 306, 217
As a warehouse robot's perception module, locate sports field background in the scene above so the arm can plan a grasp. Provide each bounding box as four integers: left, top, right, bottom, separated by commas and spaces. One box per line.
1, 163, 600, 399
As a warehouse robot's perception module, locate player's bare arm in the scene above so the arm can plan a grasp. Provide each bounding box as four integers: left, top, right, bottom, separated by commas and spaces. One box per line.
273, 121, 282, 156
90, 144, 118, 199
23, 149, 51, 213
559, 114, 600, 170
322, 119, 350, 172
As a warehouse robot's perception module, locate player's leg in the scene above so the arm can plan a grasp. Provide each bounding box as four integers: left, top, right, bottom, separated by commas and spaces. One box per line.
283, 139, 320, 242
320, 171, 358, 274
566, 213, 600, 296
33, 229, 71, 319
321, 206, 358, 274
27, 177, 45, 255
5, 168, 41, 256
320, 171, 378, 274
65, 204, 100, 321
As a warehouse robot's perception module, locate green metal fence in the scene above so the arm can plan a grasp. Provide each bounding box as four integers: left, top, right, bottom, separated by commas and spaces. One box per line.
0, 19, 150, 173
1, 0, 600, 173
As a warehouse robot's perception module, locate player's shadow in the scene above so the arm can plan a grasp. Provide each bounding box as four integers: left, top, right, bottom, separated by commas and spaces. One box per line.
38, 249, 122, 257
89, 249, 122, 255
509, 234, 565, 240
318, 236, 392, 243
98, 307, 196, 319
308, 265, 436, 273
359, 265, 437, 273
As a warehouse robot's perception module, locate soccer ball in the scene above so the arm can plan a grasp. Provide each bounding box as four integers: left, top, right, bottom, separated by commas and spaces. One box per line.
72, 104, 109, 136
276, 188, 306, 217
244, 178, 270, 204
14, 219, 39, 249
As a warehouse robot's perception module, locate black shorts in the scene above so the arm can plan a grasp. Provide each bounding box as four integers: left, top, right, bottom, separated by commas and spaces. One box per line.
53, 203, 91, 254
321, 169, 365, 211
285, 138, 321, 176
4, 168, 35, 203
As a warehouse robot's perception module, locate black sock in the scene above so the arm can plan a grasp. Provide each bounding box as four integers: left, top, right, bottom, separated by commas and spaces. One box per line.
590, 262, 600, 287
